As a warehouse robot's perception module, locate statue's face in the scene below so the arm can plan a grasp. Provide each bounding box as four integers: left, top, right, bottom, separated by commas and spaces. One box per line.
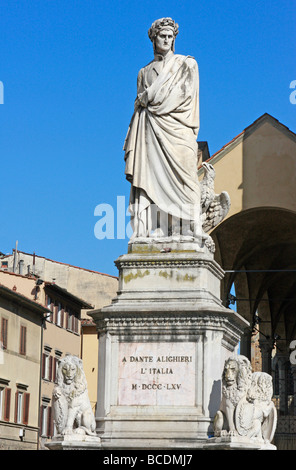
154, 28, 174, 54
62, 362, 77, 384
224, 360, 238, 387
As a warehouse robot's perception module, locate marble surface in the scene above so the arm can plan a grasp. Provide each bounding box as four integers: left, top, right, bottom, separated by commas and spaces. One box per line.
118, 342, 196, 406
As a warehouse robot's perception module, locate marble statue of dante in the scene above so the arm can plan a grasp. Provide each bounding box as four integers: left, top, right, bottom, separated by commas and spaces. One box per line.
124, 18, 201, 240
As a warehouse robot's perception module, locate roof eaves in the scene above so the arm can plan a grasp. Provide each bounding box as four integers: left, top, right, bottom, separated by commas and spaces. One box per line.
0, 283, 50, 316
199, 113, 296, 169
10, 251, 118, 280
44, 282, 94, 309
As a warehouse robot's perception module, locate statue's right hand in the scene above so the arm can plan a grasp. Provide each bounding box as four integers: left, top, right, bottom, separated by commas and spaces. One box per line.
134, 98, 140, 111
137, 91, 149, 107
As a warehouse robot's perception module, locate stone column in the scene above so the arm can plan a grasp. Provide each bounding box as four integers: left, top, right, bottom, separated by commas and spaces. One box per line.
259, 338, 273, 374
275, 355, 289, 415
239, 327, 251, 360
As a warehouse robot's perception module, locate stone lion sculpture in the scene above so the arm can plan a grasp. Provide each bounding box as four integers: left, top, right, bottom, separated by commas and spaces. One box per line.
213, 355, 253, 436
213, 355, 277, 448
52, 355, 97, 436
235, 371, 277, 443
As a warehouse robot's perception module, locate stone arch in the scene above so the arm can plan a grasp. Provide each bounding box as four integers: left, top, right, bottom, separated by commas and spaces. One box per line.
211, 207, 296, 355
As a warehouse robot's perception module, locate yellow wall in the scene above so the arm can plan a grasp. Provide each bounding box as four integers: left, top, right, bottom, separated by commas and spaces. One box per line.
243, 122, 296, 212
200, 118, 296, 219
0, 297, 42, 449
206, 140, 244, 219
0, 272, 37, 300
81, 326, 99, 413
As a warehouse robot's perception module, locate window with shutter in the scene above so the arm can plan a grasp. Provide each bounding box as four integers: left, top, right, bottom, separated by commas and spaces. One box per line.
1, 318, 8, 349
0, 387, 3, 420
15, 391, 22, 423
61, 307, 64, 329
65, 311, 69, 330
23, 393, 30, 425
47, 406, 52, 437
55, 305, 59, 325
39, 405, 43, 429
53, 357, 58, 383
41, 405, 48, 436
69, 312, 73, 331
57, 303, 61, 327
49, 355, 53, 382
42, 353, 46, 379
46, 296, 53, 322
19, 326, 27, 355
14, 391, 29, 424
3, 388, 11, 422
42, 353, 52, 381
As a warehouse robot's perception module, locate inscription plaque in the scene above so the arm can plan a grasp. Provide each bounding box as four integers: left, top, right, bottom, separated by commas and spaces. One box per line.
118, 342, 196, 406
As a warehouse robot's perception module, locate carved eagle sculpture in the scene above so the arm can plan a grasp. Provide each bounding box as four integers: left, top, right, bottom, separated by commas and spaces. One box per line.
200, 162, 231, 233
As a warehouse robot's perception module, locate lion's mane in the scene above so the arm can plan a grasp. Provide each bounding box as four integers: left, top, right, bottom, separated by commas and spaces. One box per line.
56, 355, 87, 399
222, 355, 253, 405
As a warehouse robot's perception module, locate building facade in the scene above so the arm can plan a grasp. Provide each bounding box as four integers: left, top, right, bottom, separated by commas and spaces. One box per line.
0, 283, 49, 449
0, 251, 118, 419
0, 269, 93, 449
198, 113, 296, 449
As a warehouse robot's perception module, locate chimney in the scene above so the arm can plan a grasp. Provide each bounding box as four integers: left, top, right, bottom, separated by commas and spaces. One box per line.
12, 240, 18, 273
19, 260, 25, 276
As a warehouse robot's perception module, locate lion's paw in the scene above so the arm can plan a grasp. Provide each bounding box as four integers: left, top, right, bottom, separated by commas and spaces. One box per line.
74, 427, 86, 435
62, 427, 74, 436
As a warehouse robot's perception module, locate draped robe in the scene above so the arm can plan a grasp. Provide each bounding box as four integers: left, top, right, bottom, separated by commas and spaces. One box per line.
124, 52, 201, 238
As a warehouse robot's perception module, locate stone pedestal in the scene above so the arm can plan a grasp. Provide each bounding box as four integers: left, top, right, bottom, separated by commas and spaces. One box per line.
45, 434, 101, 450
204, 435, 277, 450
89, 239, 249, 449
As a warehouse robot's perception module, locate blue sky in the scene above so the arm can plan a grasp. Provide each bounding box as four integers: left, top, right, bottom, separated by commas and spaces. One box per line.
0, 0, 295, 276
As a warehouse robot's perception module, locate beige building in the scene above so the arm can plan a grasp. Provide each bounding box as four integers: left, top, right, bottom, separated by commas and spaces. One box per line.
198, 113, 296, 449
0, 281, 49, 449
0, 269, 93, 449
1, 251, 118, 415
39, 281, 93, 448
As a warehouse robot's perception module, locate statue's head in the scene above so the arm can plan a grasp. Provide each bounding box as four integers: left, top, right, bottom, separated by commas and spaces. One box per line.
247, 371, 273, 403
222, 355, 252, 392
148, 17, 179, 54
61, 357, 77, 384
56, 354, 87, 394
223, 359, 239, 387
